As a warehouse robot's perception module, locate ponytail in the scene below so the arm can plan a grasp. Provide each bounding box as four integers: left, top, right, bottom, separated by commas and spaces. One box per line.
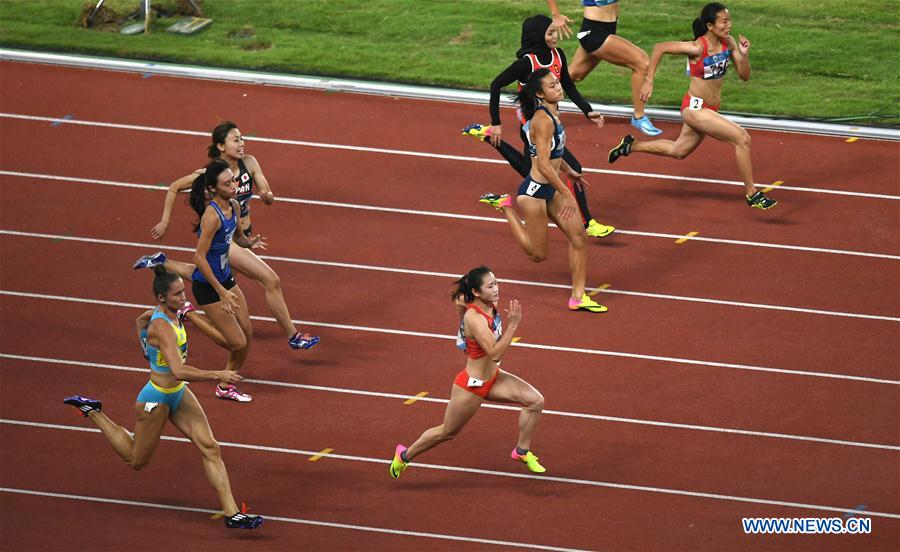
152, 265, 179, 300
450, 265, 493, 303
512, 68, 552, 122
693, 3, 727, 39
208, 121, 238, 159
189, 159, 230, 232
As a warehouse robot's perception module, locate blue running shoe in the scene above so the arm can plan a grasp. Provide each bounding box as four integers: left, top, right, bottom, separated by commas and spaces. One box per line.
133, 251, 167, 270
289, 332, 320, 350
224, 512, 264, 529
63, 395, 102, 417
631, 115, 662, 136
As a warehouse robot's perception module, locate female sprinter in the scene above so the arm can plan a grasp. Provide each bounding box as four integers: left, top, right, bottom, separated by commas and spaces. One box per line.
606, 3, 777, 210
63, 266, 263, 529
189, 159, 264, 402
389, 267, 546, 477
546, 0, 662, 135
144, 121, 319, 351
462, 14, 615, 239
480, 69, 606, 313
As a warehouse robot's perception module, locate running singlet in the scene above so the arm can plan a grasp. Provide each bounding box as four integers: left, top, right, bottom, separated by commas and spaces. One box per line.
191, 201, 237, 284
523, 106, 566, 159
582, 0, 618, 6
143, 308, 188, 374
686, 36, 731, 80
518, 48, 563, 88
456, 304, 503, 357
234, 159, 254, 217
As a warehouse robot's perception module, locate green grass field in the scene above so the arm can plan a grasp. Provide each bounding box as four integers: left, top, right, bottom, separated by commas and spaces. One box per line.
1, 0, 898, 123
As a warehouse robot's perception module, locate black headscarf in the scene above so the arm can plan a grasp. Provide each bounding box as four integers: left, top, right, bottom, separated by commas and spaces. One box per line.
515, 14, 553, 59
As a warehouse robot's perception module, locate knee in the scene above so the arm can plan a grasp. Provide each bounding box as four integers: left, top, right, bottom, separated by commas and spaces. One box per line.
528, 252, 547, 263
439, 426, 461, 442
199, 439, 222, 461
261, 270, 281, 291
526, 391, 545, 412
227, 333, 247, 352
570, 233, 586, 250
670, 149, 689, 160
736, 130, 751, 148
570, 70, 586, 83
634, 52, 650, 74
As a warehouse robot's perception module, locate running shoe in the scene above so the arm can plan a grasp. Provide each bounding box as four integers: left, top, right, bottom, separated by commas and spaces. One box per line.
568, 294, 608, 313
389, 444, 409, 479
133, 251, 167, 270
216, 384, 252, 402
289, 332, 320, 350
479, 193, 512, 211
608, 134, 635, 163
585, 219, 616, 238
631, 115, 662, 136
746, 191, 778, 210
224, 512, 264, 529
511, 448, 546, 473
461, 123, 492, 142
176, 301, 197, 324
63, 395, 102, 417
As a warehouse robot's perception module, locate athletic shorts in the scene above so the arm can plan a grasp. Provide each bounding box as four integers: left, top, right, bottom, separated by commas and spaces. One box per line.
136, 380, 187, 414
191, 275, 236, 306
517, 176, 556, 201
577, 18, 617, 53
454, 368, 500, 399
681, 94, 720, 113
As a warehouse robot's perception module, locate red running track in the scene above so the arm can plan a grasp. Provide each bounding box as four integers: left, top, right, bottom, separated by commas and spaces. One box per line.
1, 61, 898, 550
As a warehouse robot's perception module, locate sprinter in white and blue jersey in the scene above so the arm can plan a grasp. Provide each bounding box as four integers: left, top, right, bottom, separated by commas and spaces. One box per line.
480, 69, 606, 313
64, 266, 263, 530
189, 159, 266, 402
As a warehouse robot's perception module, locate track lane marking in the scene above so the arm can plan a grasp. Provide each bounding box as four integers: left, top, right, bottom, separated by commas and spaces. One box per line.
3, 353, 898, 448
3, 422, 898, 519
1, 112, 897, 201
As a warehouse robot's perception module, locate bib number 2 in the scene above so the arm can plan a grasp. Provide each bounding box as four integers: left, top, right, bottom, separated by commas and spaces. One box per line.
688, 96, 704, 111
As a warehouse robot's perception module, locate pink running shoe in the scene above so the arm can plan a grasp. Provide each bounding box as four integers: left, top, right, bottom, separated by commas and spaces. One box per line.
216, 384, 252, 402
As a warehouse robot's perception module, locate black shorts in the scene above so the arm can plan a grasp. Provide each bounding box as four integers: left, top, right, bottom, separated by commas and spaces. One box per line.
192, 275, 236, 306
517, 176, 555, 202
577, 18, 617, 53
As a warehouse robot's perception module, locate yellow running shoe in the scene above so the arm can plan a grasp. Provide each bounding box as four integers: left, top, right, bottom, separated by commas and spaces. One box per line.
585, 219, 615, 238
479, 193, 512, 210
568, 293, 608, 313
511, 448, 546, 473
461, 123, 492, 142
389, 444, 409, 479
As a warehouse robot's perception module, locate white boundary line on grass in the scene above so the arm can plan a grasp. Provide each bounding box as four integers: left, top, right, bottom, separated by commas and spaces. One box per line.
2, 228, 898, 322
0, 486, 588, 551
3, 420, 898, 520
2, 353, 897, 451
2, 112, 898, 202
1, 290, 897, 386
3, 169, 899, 260
1, 48, 898, 141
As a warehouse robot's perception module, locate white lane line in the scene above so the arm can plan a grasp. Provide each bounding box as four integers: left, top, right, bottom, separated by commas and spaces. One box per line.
3, 169, 898, 261
4, 420, 898, 520
2, 112, 897, 201
1, 290, 897, 386
0, 487, 587, 551
2, 228, 898, 323
3, 352, 897, 451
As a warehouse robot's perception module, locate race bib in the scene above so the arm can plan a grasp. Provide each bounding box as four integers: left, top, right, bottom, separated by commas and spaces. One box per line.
467, 377, 485, 388
525, 181, 542, 196
688, 96, 704, 111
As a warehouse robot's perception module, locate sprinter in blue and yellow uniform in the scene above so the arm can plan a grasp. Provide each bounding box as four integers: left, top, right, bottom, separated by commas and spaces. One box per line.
64, 265, 263, 530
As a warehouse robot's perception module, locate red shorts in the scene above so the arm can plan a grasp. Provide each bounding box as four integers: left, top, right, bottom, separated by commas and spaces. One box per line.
454, 368, 499, 398
681, 94, 720, 113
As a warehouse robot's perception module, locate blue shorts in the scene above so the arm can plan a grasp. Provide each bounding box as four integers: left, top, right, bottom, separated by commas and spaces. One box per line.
136, 380, 187, 414
517, 176, 556, 202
